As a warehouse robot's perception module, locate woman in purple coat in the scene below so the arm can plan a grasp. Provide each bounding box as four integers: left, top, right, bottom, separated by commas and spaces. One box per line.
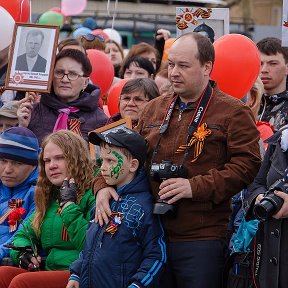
17, 49, 108, 143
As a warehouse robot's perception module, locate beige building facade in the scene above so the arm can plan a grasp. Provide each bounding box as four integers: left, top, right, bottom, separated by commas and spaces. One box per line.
30, 0, 283, 25
30, 0, 283, 41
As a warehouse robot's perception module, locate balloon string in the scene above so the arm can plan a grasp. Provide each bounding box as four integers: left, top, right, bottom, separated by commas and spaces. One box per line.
29, 0, 32, 23
106, 0, 118, 30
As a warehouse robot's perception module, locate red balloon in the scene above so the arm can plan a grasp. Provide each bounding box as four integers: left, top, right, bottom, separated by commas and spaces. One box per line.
211, 34, 260, 99
0, 0, 30, 22
107, 79, 129, 115
49, 7, 62, 14
91, 29, 109, 40
87, 49, 114, 97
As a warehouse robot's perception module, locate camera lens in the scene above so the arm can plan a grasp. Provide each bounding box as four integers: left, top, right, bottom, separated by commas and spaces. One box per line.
253, 194, 284, 221
253, 199, 275, 221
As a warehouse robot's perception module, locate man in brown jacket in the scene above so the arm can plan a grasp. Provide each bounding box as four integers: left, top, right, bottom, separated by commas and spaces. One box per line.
93, 32, 261, 288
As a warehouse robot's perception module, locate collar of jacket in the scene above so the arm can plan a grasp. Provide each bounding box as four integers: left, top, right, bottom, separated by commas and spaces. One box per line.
0, 166, 38, 200
263, 91, 288, 104
41, 86, 100, 112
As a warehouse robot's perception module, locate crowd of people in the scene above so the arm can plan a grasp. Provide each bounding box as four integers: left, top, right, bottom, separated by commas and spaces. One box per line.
0, 14, 287, 288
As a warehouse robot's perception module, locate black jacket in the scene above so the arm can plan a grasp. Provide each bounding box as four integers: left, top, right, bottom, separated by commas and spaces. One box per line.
244, 127, 288, 288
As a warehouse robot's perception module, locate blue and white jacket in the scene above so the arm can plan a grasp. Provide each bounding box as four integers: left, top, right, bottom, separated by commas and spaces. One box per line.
69, 168, 166, 288
0, 167, 37, 260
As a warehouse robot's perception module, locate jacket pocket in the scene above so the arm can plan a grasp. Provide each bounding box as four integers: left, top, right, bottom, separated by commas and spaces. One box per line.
144, 124, 161, 129
205, 124, 227, 163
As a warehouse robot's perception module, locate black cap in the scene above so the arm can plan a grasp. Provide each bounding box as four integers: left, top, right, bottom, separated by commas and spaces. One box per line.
88, 127, 147, 167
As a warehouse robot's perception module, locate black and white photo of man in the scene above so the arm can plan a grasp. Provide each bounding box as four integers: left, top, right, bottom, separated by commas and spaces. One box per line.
15, 29, 47, 73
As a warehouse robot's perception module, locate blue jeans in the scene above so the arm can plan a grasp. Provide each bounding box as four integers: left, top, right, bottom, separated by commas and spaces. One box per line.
159, 240, 227, 288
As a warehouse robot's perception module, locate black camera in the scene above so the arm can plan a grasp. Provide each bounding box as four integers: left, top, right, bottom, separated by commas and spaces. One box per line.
150, 160, 187, 181
253, 179, 288, 221
150, 160, 187, 215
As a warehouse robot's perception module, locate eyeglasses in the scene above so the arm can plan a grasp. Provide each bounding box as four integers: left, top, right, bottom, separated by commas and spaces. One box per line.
54, 70, 84, 81
81, 33, 105, 43
120, 95, 148, 105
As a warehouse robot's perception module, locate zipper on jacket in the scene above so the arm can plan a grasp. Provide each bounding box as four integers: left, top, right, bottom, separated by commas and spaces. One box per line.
259, 97, 267, 121
178, 110, 183, 122
144, 124, 161, 129
88, 223, 105, 287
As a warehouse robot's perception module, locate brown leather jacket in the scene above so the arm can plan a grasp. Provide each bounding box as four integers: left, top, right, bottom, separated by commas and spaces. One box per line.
95, 82, 261, 242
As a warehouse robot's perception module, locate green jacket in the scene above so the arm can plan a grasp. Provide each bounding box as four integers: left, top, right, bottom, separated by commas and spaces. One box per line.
11, 189, 95, 270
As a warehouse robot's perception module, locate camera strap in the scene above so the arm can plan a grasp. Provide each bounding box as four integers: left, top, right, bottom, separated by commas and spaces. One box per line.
151, 82, 213, 165
160, 82, 213, 135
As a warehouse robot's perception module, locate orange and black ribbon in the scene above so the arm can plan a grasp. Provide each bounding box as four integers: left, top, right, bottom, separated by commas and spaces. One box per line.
68, 118, 82, 136
176, 123, 212, 162
105, 211, 124, 237
0, 199, 24, 224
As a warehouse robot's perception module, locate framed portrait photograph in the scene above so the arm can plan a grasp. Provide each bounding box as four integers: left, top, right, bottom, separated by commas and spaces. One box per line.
89, 118, 132, 161
5, 23, 59, 93
176, 7, 229, 43
282, 0, 288, 46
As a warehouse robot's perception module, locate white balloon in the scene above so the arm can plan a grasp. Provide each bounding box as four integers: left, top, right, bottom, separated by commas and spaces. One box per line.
0, 7, 15, 51
103, 28, 122, 46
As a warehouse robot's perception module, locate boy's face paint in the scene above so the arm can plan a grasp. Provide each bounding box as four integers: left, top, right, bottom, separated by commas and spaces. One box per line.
100, 145, 134, 189
109, 150, 124, 179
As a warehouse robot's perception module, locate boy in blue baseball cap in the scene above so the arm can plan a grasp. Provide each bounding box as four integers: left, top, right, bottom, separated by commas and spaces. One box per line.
67, 127, 166, 288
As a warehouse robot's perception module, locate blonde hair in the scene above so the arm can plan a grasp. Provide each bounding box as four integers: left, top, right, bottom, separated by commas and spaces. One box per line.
31, 130, 94, 235
247, 76, 264, 119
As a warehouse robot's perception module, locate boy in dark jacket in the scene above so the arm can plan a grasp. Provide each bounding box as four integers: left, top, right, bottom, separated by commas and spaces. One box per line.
67, 127, 166, 288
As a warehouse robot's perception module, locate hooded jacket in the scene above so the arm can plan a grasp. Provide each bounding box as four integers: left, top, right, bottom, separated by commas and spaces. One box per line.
10, 188, 95, 270
70, 169, 166, 288
0, 167, 37, 260
28, 86, 108, 143
258, 91, 288, 131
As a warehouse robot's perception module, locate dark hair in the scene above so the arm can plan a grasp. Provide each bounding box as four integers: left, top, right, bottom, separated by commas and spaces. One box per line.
193, 23, 215, 43
257, 37, 288, 63
120, 56, 155, 78
57, 38, 86, 54
177, 32, 215, 66
55, 49, 92, 77
121, 78, 160, 100
26, 29, 44, 43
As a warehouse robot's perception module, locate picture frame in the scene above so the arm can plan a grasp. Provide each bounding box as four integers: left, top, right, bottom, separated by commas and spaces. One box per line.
176, 7, 229, 43
282, 0, 288, 47
89, 118, 132, 160
5, 23, 59, 93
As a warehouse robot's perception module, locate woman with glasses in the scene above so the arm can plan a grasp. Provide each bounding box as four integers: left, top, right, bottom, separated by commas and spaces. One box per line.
17, 49, 108, 144
107, 78, 160, 128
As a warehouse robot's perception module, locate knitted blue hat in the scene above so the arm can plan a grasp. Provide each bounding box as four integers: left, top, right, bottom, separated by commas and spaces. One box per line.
0, 127, 40, 165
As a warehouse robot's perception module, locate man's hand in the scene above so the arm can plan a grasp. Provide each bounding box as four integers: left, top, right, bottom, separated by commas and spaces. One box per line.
158, 178, 192, 204
95, 187, 118, 226
66, 280, 79, 288
273, 191, 288, 219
